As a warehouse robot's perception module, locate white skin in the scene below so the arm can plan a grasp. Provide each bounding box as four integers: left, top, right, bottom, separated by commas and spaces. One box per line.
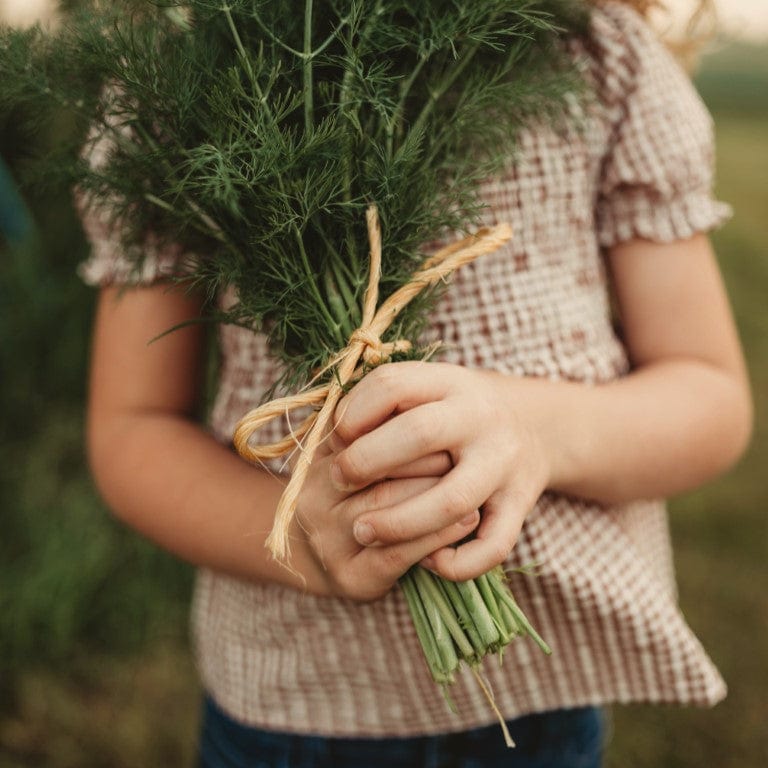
87, 233, 752, 601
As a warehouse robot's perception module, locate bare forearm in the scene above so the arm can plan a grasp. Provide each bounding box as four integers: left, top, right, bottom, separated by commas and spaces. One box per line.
519, 359, 752, 504
87, 411, 330, 594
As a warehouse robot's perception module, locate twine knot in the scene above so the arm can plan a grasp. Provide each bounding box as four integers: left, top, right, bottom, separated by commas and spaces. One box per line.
351, 328, 413, 365
234, 204, 513, 561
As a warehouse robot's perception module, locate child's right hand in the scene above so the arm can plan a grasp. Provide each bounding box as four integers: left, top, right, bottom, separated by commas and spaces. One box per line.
295, 439, 478, 602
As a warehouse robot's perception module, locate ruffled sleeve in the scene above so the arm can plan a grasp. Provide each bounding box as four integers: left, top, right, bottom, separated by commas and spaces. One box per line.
76, 193, 186, 287
591, 2, 732, 248
75, 123, 189, 288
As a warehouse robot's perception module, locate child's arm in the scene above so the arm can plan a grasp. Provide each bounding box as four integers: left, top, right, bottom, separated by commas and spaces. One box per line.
86, 284, 326, 592
86, 284, 469, 600
329, 233, 753, 582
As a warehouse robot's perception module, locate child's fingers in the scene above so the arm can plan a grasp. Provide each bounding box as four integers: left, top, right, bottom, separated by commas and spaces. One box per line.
358, 510, 481, 586
342, 476, 442, 530
332, 403, 459, 490
350, 457, 493, 546
421, 489, 534, 582
325, 421, 349, 454
314, 476, 448, 600
296, 453, 346, 511
328, 406, 451, 478
386, 451, 452, 479
334, 362, 451, 443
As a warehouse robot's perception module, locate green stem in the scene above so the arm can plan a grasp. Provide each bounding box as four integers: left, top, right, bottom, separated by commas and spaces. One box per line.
251, 7, 351, 60
413, 568, 475, 661
323, 269, 355, 339
339, 0, 385, 277
490, 578, 552, 655
329, 258, 360, 330
130, 123, 230, 247
387, 54, 428, 161
222, 2, 284, 150
316, 226, 362, 317
293, 225, 345, 348
455, 579, 501, 650
401, 21, 497, 158
476, 572, 509, 642
438, 578, 485, 659
400, 571, 454, 684
222, 5, 257, 96
498, 599, 521, 640
303, 0, 314, 134
411, 573, 460, 677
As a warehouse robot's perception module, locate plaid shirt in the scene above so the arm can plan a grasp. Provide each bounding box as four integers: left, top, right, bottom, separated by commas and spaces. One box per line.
80, 2, 730, 736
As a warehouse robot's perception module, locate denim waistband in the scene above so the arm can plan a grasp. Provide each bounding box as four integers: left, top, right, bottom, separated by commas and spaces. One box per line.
198, 694, 605, 768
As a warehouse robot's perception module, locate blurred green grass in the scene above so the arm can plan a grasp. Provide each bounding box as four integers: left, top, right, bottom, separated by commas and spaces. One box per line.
1, 39, 767, 768
0, 98, 199, 767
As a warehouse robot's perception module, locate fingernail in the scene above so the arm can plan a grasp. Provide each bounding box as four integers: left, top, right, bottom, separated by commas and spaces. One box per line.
353, 521, 376, 546
460, 513, 478, 527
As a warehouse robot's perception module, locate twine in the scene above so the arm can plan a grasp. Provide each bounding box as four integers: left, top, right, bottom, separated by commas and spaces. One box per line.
234, 204, 513, 561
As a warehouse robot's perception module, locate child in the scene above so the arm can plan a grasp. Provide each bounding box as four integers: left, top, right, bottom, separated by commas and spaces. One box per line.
80, 2, 752, 766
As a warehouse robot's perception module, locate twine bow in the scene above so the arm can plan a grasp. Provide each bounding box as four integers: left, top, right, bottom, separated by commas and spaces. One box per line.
234, 204, 513, 561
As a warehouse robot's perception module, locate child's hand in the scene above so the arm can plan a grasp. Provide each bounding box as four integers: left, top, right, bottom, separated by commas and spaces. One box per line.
294, 432, 478, 601
329, 362, 556, 582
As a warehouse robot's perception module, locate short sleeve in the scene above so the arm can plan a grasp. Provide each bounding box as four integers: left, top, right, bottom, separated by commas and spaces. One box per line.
76, 192, 185, 288
591, 3, 732, 248
75, 124, 188, 288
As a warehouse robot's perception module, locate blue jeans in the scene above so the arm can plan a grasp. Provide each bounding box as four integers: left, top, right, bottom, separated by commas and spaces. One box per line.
198, 695, 605, 768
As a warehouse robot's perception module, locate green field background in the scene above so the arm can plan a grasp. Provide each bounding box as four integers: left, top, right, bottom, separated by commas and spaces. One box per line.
1, 39, 766, 768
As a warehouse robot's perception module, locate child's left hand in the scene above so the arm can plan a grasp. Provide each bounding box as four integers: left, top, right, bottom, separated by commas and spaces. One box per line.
330, 361, 556, 582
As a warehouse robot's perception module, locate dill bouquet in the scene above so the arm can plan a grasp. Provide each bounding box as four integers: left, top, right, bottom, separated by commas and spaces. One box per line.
1, 0, 588, 739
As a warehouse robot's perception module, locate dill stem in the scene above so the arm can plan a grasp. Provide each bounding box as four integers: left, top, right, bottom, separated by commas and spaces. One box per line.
329, 257, 359, 330
498, 599, 520, 640
293, 225, 345, 347
316, 227, 362, 328
303, 0, 314, 134
490, 578, 552, 655
132, 124, 229, 245
477, 571, 508, 640
412, 572, 460, 676
405, 21, 495, 154
222, 5, 257, 92
413, 567, 475, 661
252, 0, 350, 59
222, 2, 282, 143
401, 570, 453, 684
387, 53, 428, 161
339, 2, 382, 278
339, 120, 358, 276
456, 579, 500, 650
323, 269, 355, 339
438, 578, 485, 658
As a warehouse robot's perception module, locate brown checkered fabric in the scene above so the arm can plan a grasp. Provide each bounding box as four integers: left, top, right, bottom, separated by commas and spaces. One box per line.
79, 2, 730, 736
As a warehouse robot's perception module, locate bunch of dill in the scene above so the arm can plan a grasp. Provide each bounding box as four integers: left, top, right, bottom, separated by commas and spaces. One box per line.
2, 0, 587, 388
1, 0, 589, 732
